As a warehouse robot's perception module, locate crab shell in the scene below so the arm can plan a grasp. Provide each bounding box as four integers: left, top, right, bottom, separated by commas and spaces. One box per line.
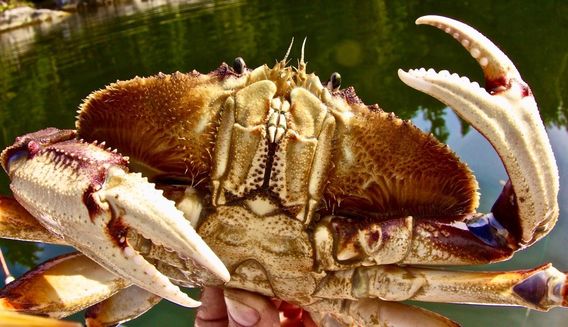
0, 16, 563, 327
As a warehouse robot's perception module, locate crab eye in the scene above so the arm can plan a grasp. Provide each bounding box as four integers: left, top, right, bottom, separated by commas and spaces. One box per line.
329, 72, 341, 90
233, 57, 246, 74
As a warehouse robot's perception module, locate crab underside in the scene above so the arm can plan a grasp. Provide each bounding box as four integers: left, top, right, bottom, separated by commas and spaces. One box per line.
0, 15, 563, 327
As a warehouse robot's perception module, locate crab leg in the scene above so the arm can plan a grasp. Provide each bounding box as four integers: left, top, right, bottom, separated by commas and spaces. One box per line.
316, 263, 568, 312
0, 128, 229, 308
314, 215, 517, 269
85, 286, 161, 327
0, 196, 66, 245
306, 298, 459, 327
0, 311, 81, 327
0, 252, 128, 318
398, 15, 559, 247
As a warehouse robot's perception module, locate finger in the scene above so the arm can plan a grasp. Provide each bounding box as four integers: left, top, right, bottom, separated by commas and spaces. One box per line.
224, 288, 279, 327
195, 287, 228, 327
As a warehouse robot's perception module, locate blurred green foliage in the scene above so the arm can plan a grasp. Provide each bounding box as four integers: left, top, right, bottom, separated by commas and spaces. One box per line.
0, 239, 41, 268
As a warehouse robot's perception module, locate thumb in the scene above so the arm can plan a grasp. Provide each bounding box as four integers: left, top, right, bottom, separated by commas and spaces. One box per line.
224, 288, 280, 327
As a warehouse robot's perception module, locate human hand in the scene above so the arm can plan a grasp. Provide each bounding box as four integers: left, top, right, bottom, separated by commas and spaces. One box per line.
195, 287, 317, 327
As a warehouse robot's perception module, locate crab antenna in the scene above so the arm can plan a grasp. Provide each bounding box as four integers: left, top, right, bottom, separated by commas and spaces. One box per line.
282, 37, 294, 63
0, 248, 14, 285
300, 37, 307, 65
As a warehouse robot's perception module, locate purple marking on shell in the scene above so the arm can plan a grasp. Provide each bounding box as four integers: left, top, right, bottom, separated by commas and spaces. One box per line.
1, 128, 77, 172
83, 183, 103, 221
41, 140, 128, 221
45, 140, 128, 176
27, 141, 41, 156
485, 75, 509, 95
491, 180, 521, 245
466, 213, 508, 248
336, 86, 363, 105
1, 128, 130, 221
214, 63, 242, 79
5, 150, 27, 173
513, 271, 547, 306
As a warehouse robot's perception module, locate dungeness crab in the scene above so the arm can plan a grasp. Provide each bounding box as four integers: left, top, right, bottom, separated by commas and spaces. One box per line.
0, 15, 563, 326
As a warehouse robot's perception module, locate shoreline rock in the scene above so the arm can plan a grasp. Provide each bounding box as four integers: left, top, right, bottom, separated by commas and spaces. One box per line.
0, 6, 70, 33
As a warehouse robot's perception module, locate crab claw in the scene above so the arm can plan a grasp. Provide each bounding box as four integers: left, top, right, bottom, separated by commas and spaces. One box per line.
0, 128, 229, 307
398, 15, 559, 247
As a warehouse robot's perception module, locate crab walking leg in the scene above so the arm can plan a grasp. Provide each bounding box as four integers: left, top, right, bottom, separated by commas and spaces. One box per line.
306, 298, 458, 327
398, 15, 559, 247
315, 264, 568, 311
0, 252, 129, 318
0, 311, 81, 327
0, 196, 66, 245
0, 195, 68, 284
85, 286, 161, 327
314, 216, 515, 268
0, 128, 229, 308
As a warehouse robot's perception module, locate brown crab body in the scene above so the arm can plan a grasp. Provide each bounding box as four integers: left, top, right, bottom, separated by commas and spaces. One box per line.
200, 205, 320, 304
0, 16, 565, 327
193, 62, 477, 307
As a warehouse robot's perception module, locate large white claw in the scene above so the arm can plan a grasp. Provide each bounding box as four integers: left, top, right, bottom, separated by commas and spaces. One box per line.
398, 16, 559, 246
85, 167, 230, 307
1, 129, 229, 307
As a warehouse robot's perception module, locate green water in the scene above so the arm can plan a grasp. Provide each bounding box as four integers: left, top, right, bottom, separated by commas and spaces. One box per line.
0, 0, 567, 326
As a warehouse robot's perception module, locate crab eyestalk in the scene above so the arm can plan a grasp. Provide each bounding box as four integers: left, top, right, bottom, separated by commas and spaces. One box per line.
0, 128, 229, 307
398, 15, 559, 248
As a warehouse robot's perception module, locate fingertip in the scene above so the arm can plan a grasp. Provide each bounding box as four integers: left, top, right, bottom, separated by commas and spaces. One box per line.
196, 287, 228, 322
225, 288, 279, 327
225, 296, 260, 326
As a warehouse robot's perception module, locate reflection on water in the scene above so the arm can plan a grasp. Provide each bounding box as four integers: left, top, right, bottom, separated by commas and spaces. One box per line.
0, 0, 567, 326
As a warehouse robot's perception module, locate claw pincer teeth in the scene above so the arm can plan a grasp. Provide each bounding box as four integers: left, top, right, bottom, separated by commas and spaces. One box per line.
1, 128, 229, 307
403, 68, 485, 93
401, 16, 559, 247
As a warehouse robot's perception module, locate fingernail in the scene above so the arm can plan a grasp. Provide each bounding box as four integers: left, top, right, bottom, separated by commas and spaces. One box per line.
225, 296, 260, 326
